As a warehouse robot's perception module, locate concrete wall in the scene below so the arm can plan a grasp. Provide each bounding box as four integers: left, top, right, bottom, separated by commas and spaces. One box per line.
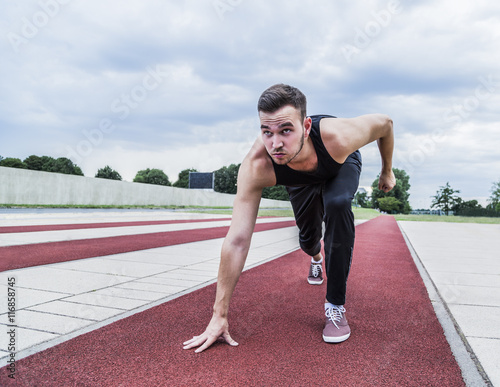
0, 167, 291, 208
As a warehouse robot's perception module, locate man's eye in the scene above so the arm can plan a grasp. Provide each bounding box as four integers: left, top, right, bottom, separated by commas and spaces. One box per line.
282, 129, 291, 134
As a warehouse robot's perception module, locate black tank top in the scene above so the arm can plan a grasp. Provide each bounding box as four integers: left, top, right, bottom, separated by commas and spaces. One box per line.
271, 114, 344, 187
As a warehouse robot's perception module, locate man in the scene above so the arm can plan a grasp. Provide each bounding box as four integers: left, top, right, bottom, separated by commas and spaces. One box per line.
183, 84, 396, 353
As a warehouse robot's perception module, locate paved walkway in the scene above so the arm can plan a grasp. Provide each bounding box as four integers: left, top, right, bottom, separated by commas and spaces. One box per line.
0, 210, 497, 385
399, 221, 500, 386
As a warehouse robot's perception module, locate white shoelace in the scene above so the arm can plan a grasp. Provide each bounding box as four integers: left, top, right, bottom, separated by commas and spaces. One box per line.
311, 263, 321, 277
325, 306, 346, 329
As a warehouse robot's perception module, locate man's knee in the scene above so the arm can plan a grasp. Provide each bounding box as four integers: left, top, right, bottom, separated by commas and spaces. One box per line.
300, 238, 321, 257
324, 193, 352, 214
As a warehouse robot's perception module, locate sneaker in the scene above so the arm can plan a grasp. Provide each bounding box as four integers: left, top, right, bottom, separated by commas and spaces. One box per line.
307, 261, 324, 285
323, 305, 351, 343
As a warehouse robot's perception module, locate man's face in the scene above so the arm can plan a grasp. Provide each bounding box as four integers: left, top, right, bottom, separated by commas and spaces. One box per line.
259, 105, 308, 165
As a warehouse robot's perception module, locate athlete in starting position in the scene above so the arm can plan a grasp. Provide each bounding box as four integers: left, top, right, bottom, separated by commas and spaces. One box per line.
183, 83, 396, 352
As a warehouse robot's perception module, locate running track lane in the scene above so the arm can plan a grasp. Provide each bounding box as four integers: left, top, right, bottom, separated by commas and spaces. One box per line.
1, 216, 465, 386
0, 220, 296, 272
0, 218, 232, 234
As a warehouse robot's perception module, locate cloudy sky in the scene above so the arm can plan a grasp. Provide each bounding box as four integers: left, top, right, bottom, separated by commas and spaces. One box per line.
1, 0, 499, 208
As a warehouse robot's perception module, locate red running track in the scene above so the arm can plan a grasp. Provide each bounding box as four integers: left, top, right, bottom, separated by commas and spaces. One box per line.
0, 218, 232, 234
0, 220, 296, 272
1, 216, 465, 386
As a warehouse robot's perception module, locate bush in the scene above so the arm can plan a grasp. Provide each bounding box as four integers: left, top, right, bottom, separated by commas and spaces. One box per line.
173, 168, 198, 188
133, 168, 171, 186
377, 196, 402, 213
96, 166, 122, 180
0, 157, 27, 169
371, 168, 411, 214
22, 155, 83, 175
214, 164, 239, 194
454, 208, 500, 217
262, 185, 289, 201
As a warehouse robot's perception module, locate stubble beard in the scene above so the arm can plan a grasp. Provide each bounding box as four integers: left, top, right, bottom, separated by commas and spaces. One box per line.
274, 133, 304, 166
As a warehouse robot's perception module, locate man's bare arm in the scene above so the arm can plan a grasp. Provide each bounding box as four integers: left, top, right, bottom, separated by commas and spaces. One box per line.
183, 145, 274, 353
323, 114, 396, 192
375, 117, 395, 192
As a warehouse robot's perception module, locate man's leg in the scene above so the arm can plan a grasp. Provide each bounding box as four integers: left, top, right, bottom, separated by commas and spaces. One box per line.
322, 151, 361, 342
286, 184, 325, 284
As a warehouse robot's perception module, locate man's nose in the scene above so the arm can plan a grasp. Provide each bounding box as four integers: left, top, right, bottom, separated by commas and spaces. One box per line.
273, 136, 283, 149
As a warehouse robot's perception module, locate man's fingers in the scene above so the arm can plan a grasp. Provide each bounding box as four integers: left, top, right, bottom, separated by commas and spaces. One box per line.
222, 332, 239, 347
183, 332, 238, 353
194, 335, 219, 353
183, 334, 213, 350
183, 333, 218, 352
183, 335, 200, 346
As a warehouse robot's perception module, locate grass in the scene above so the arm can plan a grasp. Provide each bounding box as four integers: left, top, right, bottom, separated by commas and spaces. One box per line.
2, 204, 498, 224
184, 208, 296, 217
352, 207, 381, 220
0, 203, 292, 217
256, 208, 500, 224
202, 207, 382, 219
0, 204, 232, 210
393, 214, 500, 224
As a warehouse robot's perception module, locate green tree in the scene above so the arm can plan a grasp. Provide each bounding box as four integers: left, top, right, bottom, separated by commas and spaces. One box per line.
173, 168, 198, 188
24, 155, 45, 170
0, 157, 28, 169
431, 182, 461, 215
133, 168, 171, 186
452, 198, 482, 213
354, 191, 370, 208
48, 157, 83, 175
487, 180, 500, 211
214, 164, 240, 194
41, 156, 59, 172
23, 155, 58, 172
371, 168, 411, 214
262, 185, 289, 201
95, 165, 122, 180
377, 197, 402, 213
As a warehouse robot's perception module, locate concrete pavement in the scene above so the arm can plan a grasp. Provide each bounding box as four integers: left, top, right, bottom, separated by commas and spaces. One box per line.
399, 221, 500, 386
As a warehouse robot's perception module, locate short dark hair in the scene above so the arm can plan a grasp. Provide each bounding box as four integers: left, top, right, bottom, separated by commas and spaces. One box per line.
257, 84, 307, 120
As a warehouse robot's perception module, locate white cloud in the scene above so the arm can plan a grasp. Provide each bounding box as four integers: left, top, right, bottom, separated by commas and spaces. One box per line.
84, 140, 255, 184
1, 0, 500, 209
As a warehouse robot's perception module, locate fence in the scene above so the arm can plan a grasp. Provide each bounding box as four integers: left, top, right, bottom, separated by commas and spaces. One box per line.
0, 167, 291, 208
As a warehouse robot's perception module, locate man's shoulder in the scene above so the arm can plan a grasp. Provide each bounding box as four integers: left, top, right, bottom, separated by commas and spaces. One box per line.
240, 138, 276, 188
309, 114, 337, 120
311, 115, 339, 135
309, 114, 338, 128
316, 115, 343, 138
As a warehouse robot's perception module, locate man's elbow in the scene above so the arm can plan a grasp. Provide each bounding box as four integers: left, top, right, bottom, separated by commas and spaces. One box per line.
375, 114, 393, 138
222, 234, 251, 255
383, 114, 393, 131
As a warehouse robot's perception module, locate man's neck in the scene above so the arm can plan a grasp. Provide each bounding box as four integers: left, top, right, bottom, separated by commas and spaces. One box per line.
287, 137, 318, 172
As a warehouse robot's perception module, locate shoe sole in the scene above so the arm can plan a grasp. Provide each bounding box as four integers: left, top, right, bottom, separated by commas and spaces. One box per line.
322, 332, 350, 343
307, 279, 324, 285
